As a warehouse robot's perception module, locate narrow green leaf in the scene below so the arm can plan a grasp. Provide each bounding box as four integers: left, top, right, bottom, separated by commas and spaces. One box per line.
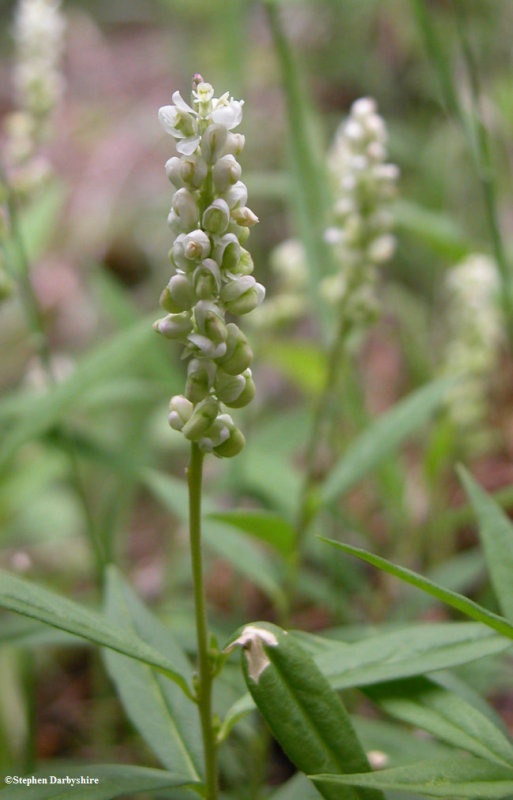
312, 622, 511, 689
233, 622, 384, 800
366, 677, 513, 768
459, 467, 513, 622
207, 510, 296, 557
0, 764, 197, 799
321, 378, 453, 505
3, 183, 64, 276
0, 318, 157, 471
0, 569, 193, 697
394, 199, 471, 260
104, 568, 202, 779
322, 539, 513, 640
312, 755, 513, 798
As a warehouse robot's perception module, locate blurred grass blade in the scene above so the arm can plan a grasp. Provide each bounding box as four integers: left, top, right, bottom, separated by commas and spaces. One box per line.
367, 677, 513, 768
207, 510, 296, 557
0, 317, 157, 471
235, 621, 383, 800
408, 0, 460, 116
2, 183, 64, 277
321, 377, 453, 506
104, 567, 202, 779
459, 467, 513, 622
394, 200, 471, 260
0, 765, 198, 798
143, 470, 287, 611
0, 569, 193, 697
265, 1, 336, 334
312, 755, 513, 798
321, 539, 513, 639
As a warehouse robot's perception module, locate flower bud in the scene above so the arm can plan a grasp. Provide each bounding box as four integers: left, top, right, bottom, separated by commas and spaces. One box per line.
186, 358, 216, 403
168, 395, 193, 430
201, 124, 228, 163
202, 198, 230, 235
222, 180, 248, 209
193, 259, 221, 299
213, 421, 245, 458
228, 221, 250, 245
198, 413, 232, 453
236, 248, 254, 276
367, 234, 395, 263
180, 156, 208, 188
153, 312, 193, 339
165, 157, 184, 188
222, 132, 245, 156
214, 369, 245, 405
213, 154, 241, 192
214, 233, 240, 272
231, 206, 259, 228
183, 229, 211, 260
172, 188, 198, 230
216, 323, 253, 374
195, 301, 228, 343
182, 397, 219, 441
167, 210, 184, 237
216, 368, 255, 408
188, 334, 227, 359
160, 273, 195, 312
221, 276, 265, 315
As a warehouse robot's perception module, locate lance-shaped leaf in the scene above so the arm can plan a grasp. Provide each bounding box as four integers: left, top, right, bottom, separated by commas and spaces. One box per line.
312, 755, 513, 798
230, 622, 384, 800
0, 569, 193, 697
321, 539, 513, 640
0, 764, 198, 799
459, 467, 513, 622
321, 377, 453, 506
366, 677, 513, 768
104, 567, 202, 780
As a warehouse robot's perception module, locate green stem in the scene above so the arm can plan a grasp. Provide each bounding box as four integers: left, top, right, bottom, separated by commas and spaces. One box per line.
188, 443, 218, 800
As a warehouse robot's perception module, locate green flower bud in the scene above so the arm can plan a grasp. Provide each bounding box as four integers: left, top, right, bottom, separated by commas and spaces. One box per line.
202, 199, 230, 235
225, 368, 255, 408
160, 273, 195, 312
223, 132, 245, 157
213, 422, 245, 458
228, 221, 250, 245
214, 369, 245, 404
221, 276, 265, 315
195, 301, 228, 344
201, 124, 228, 164
165, 157, 183, 188
172, 188, 198, 230
231, 206, 259, 228
171, 234, 193, 271
216, 323, 253, 375
182, 397, 219, 441
214, 234, 240, 271
213, 154, 241, 192
183, 229, 211, 260
223, 180, 248, 209
198, 413, 232, 453
180, 156, 208, 188
185, 358, 216, 403
193, 259, 221, 299
153, 311, 193, 339
237, 248, 254, 275
168, 394, 193, 430
167, 210, 183, 237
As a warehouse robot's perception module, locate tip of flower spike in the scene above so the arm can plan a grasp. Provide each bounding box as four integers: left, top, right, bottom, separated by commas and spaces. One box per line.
192, 73, 204, 88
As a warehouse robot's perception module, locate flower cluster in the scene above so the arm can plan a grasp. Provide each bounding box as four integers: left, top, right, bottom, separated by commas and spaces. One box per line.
322, 97, 399, 324
4, 0, 65, 194
155, 77, 264, 458
443, 254, 503, 437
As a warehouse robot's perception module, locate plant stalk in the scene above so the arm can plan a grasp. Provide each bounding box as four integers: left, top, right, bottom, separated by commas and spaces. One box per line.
188, 442, 218, 800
